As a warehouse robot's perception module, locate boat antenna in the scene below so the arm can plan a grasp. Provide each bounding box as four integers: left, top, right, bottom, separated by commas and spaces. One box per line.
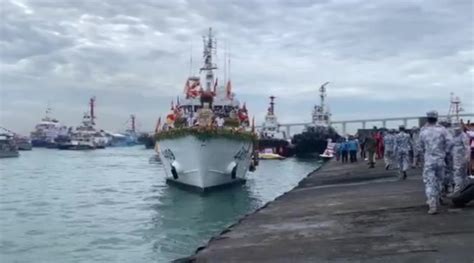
45, 102, 52, 118
223, 40, 227, 85
189, 43, 193, 76
228, 43, 231, 81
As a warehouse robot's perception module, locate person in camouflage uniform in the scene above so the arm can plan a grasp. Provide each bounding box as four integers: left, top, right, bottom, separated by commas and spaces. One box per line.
383, 130, 395, 170
450, 124, 470, 193
411, 127, 421, 168
419, 111, 452, 215
394, 126, 412, 179
443, 125, 454, 194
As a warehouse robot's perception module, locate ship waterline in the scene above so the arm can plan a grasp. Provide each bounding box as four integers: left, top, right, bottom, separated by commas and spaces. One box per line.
159, 136, 253, 191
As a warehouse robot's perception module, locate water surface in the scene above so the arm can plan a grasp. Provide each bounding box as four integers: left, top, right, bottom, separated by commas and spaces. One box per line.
0, 147, 320, 262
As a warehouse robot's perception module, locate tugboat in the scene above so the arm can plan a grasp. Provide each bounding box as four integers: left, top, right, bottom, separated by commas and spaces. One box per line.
291, 82, 340, 157
257, 96, 292, 159
58, 97, 108, 150
30, 106, 68, 148
155, 28, 258, 192
0, 133, 19, 158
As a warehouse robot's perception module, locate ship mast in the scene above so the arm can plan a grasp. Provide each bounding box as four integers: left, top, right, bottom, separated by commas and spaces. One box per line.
448, 92, 463, 124
319, 82, 329, 112
269, 96, 276, 115
200, 27, 217, 92
130, 114, 136, 132
89, 96, 96, 125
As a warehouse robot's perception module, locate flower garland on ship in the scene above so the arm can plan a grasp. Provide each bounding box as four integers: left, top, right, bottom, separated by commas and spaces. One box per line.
155, 93, 256, 143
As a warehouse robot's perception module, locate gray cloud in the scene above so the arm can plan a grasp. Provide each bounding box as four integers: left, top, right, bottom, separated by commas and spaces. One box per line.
1, 0, 473, 134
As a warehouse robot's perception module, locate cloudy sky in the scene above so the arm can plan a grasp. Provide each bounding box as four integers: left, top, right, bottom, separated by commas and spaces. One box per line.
1, 0, 473, 134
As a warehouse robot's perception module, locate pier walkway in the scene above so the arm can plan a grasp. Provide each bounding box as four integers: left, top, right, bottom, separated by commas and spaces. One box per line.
180, 160, 474, 262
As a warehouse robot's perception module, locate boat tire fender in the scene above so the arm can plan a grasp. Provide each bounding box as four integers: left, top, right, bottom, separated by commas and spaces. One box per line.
231, 165, 238, 179
171, 166, 178, 179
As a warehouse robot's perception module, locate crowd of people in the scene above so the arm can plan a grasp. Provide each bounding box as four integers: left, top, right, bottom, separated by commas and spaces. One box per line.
334, 111, 474, 215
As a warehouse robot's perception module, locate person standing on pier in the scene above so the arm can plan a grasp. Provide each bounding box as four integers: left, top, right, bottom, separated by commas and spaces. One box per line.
365, 133, 376, 168
394, 126, 412, 179
383, 130, 395, 170
341, 139, 349, 163
450, 124, 470, 194
348, 136, 358, 163
411, 127, 421, 168
419, 111, 451, 215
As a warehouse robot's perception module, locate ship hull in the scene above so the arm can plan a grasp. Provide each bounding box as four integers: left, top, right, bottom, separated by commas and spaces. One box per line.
291, 126, 341, 158
158, 135, 254, 192
31, 140, 56, 148
0, 151, 19, 158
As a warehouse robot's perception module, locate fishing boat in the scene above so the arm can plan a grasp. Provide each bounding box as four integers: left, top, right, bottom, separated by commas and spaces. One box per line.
156, 28, 258, 192
0, 133, 19, 158
257, 96, 292, 159
30, 107, 68, 148
291, 82, 340, 157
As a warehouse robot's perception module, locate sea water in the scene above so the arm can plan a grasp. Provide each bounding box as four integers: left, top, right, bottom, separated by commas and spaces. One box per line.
0, 147, 320, 262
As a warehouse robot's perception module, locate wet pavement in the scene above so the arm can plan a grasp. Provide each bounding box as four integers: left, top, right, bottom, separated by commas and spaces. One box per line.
180, 159, 474, 263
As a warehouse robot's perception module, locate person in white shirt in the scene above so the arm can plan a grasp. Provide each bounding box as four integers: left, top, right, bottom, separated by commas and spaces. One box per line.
216, 116, 225, 128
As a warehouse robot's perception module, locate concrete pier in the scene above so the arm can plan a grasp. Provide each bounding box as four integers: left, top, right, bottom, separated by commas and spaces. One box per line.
180, 160, 474, 262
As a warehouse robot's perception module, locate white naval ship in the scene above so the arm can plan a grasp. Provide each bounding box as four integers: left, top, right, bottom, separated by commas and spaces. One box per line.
156, 28, 257, 192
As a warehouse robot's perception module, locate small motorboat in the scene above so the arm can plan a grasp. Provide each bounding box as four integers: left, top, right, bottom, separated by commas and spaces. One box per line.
319, 140, 335, 160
